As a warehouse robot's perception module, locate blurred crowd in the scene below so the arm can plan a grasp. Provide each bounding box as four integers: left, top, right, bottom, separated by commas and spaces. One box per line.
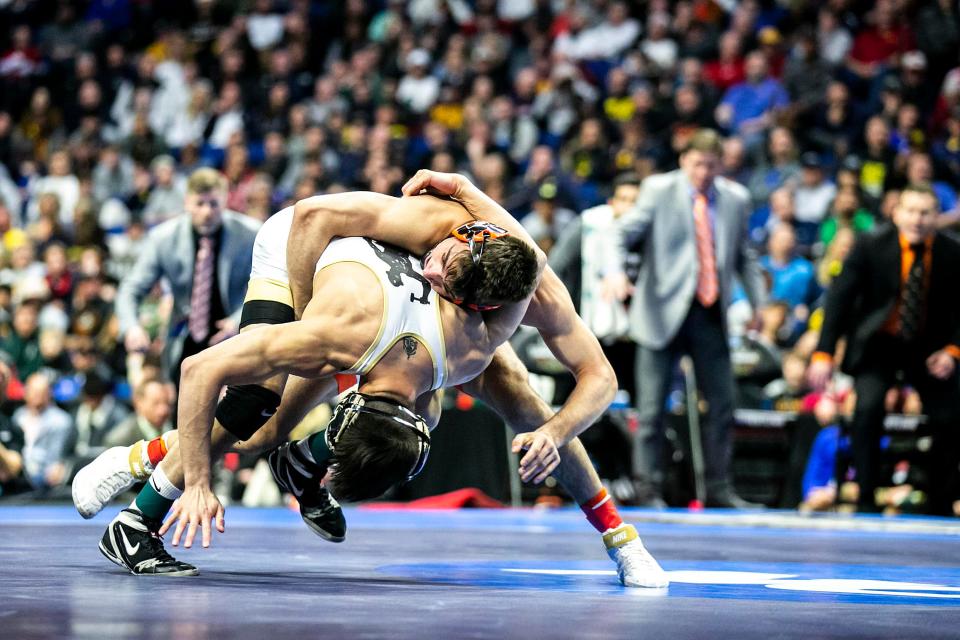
0, 0, 958, 512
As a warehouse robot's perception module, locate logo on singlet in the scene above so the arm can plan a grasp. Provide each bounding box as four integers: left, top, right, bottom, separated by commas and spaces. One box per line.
364, 239, 432, 305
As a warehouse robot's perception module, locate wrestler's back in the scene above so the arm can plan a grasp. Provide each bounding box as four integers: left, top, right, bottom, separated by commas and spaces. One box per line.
302, 238, 494, 396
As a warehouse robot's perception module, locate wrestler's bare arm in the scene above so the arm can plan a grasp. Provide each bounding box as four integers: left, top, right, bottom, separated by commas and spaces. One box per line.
401, 171, 545, 258
518, 268, 617, 447
286, 192, 468, 317
178, 319, 351, 492
288, 175, 546, 318
460, 344, 603, 500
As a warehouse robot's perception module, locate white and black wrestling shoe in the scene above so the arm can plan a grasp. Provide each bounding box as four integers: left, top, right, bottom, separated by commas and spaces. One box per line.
603, 524, 669, 588
99, 509, 198, 576
73, 446, 139, 519
268, 443, 347, 542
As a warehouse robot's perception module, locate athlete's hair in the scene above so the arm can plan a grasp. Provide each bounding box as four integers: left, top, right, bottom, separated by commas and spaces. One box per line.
327, 405, 424, 502
445, 235, 539, 307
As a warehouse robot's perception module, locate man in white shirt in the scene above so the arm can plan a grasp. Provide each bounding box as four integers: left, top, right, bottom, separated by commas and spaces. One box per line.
396, 49, 440, 115
794, 152, 837, 225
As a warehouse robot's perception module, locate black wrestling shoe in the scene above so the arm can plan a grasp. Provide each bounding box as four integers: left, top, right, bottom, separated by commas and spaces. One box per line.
99, 508, 198, 576
268, 442, 347, 543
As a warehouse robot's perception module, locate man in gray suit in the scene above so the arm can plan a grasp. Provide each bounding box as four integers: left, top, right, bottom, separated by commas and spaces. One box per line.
116, 168, 260, 384
604, 129, 767, 508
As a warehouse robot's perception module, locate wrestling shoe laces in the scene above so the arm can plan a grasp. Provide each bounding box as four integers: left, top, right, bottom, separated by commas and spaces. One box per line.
99, 509, 198, 576
268, 443, 347, 542
73, 446, 139, 519
603, 524, 670, 588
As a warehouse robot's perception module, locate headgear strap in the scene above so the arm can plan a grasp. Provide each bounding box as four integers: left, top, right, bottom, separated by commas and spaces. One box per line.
448, 221, 510, 311
325, 392, 431, 481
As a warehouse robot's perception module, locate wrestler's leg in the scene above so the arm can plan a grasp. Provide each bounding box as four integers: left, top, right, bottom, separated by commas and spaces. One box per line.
458, 344, 603, 503
460, 343, 668, 588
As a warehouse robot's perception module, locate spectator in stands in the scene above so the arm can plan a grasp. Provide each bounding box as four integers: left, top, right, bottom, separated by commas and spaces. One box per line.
804, 81, 860, 161
808, 184, 960, 514
165, 80, 213, 150
0, 361, 26, 496
763, 351, 813, 413
28, 150, 79, 231
898, 52, 938, 120
677, 57, 719, 112
751, 186, 795, 248
890, 102, 925, 155
521, 180, 575, 254
550, 173, 641, 394
916, 0, 960, 82
640, 11, 678, 75
30, 194, 70, 254
794, 153, 837, 246
816, 227, 856, 291
799, 394, 849, 512
704, 31, 745, 93
488, 96, 537, 166
816, 8, 853, 69
857, 117, 896, 204
554, 2, 639, 62
843, 1, 914, 108
140, 155, 184, 227
42, 243, 72, 305
396, 49, 439, 115
747, 127, 801, 210
505, 145, 579, 215
13, 372, 73, 490
91, 146, 134, 204
562, 117, 611, 187
3, 302, 43, 380
104, 378, 172, 448
531, 62, 597, 141
605, 129, 767, 508
760, 224, 818, 319
819, 187, 875, 250
715, 51, 789, 151
720, 136, 750, 186
901, 151, 958, 218
783, 29, 832, 126
67, 372, 129, 473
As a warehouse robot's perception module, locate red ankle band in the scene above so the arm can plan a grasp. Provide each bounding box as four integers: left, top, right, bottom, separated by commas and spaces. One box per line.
580, 488, 624, 534
147, 437, 168, 466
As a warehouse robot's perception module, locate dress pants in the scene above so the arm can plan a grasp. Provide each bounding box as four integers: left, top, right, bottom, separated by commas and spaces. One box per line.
850, 334, 960, 514
632, 300, 736, 498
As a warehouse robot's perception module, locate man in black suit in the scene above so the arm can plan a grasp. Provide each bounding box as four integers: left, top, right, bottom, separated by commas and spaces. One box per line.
808, 183, 960, 514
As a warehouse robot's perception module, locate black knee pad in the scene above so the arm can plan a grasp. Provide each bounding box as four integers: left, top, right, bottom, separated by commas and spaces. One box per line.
215, 384, 281, 441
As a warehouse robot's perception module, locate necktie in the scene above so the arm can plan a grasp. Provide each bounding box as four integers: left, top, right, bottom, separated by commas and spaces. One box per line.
189, 235, 215, 343
693, 193, 718, 307
899, 243, 926, 342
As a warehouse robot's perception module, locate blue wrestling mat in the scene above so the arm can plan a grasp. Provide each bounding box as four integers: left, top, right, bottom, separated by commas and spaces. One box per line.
2, 505, 959, 638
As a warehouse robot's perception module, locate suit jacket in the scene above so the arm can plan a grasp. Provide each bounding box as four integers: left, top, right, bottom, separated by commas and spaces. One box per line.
116, 211, 260, 369
608, 170, 767, 349
816, 225, 960, 374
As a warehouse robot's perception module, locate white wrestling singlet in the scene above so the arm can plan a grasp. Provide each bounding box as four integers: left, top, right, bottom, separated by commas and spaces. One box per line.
316, 237, 448, 392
